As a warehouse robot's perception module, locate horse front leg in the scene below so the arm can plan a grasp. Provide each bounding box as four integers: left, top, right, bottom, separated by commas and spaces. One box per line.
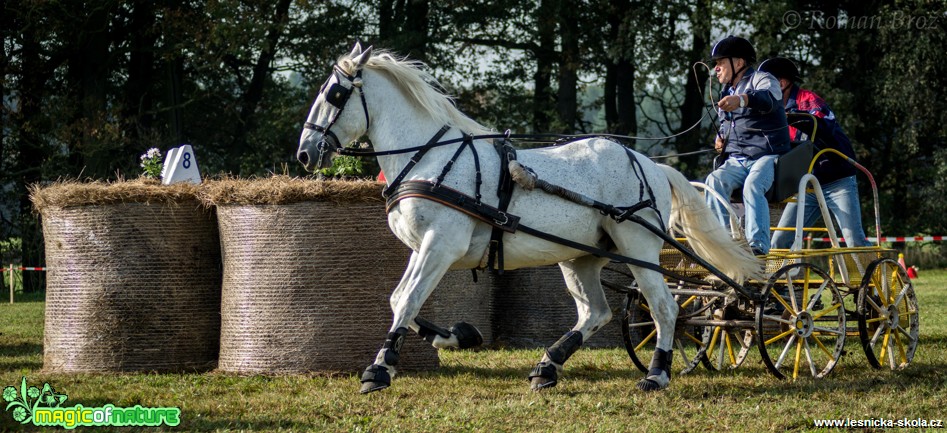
360, 231, 468, 394
529, 256, 612, 391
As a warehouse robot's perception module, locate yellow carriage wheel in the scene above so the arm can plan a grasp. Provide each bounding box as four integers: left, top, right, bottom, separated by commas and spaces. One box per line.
755, 263, 846, 380
620, 287, 709, 375
857, 258, 919, 370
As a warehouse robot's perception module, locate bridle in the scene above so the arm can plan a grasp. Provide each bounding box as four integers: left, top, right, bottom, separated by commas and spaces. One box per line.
302, 64, 371, 168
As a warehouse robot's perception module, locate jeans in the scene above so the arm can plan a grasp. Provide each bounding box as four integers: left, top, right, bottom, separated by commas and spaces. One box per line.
705, 154, 778, 253
771, 175, 870, 249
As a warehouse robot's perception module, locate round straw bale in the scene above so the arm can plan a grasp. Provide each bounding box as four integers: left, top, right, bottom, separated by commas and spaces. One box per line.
207, 178, 462, 373
32, 180, 221, 373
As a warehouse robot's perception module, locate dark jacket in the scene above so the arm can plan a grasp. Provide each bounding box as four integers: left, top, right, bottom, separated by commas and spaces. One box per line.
785, 85, 857, 184
719, 68, 792, 159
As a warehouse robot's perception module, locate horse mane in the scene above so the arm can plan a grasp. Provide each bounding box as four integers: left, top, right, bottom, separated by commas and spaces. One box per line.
337, 50, 493, 136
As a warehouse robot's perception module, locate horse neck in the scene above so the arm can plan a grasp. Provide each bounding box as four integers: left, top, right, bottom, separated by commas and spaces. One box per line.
363, 73, 463, 182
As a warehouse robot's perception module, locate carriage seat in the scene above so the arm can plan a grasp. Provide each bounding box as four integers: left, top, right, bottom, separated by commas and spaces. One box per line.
713, 140, 814, 203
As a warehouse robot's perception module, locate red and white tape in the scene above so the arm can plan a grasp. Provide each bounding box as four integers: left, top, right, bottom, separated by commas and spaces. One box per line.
807, 236, 946, 243
1, 267, 48, 272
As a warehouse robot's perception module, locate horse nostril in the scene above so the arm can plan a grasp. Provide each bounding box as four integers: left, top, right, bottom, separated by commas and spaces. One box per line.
298, 150, 310, 166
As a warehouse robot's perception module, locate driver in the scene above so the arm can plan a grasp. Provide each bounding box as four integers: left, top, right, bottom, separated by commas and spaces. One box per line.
703, 35, 791, 256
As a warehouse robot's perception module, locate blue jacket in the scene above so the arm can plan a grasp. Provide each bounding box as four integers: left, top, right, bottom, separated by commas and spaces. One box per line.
719, 68, 791, 159
785, 85, 857, 183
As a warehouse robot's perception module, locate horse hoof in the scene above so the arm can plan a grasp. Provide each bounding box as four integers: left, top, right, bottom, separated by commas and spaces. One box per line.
530, 376, 558, 391
450, 321, 484, 349
527, 361, 558, 391
635, 378, 667, 392
359, 365, 391, 394
359, 381, 389, 394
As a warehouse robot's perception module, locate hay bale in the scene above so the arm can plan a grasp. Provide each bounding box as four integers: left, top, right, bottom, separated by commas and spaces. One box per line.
32, 180, 221, 372
491, 264, 629, 348
207, 177, 455, 373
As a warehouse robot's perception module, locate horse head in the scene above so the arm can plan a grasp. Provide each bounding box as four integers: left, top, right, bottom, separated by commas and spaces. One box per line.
297, 43, 373, 172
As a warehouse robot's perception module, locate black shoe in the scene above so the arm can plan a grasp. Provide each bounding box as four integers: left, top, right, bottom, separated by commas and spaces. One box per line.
751, 248, 767, 257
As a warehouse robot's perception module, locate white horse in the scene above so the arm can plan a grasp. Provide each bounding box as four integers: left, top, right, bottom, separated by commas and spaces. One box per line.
297, 43, 763, 394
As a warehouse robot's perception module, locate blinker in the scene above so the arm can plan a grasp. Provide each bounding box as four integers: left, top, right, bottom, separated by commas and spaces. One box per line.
325, 83, 352, 109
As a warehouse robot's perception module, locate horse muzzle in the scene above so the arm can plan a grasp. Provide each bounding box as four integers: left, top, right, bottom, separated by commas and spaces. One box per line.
298, 128, 340, 172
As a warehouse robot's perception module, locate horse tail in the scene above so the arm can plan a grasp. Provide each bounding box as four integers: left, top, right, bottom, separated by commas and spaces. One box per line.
657, 164, 765, 282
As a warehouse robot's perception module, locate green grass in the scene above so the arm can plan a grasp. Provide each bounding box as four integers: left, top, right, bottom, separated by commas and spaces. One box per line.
1, 272, 945, 432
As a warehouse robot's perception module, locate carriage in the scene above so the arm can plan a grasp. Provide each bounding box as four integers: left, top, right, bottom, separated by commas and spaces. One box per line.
297, 43, 918, 393
608, 113, 919, 380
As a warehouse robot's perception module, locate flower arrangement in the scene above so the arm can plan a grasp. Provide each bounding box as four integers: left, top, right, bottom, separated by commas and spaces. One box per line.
139, 148, 163, 179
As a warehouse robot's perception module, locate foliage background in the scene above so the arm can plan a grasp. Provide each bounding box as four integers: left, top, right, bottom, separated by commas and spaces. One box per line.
2, 0, 946, 289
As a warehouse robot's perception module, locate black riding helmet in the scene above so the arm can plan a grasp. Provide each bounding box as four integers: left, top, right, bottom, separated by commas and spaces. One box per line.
710, 35, 756, 88
758, 57, 803, 83
710, 35, 757, 64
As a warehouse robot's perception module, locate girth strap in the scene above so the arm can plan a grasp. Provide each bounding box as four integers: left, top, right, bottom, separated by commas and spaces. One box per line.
488, 134, 518, 273
386, 181, 520, 233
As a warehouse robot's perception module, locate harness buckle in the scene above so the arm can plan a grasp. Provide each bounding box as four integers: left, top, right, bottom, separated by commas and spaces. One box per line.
494, 212, 509, 226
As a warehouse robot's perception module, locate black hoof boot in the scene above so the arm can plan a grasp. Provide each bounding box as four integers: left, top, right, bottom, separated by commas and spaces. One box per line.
636, 348, 673, 392
359, 365, 391, 394
528, 362, 558, 391
450, 322, 484, 349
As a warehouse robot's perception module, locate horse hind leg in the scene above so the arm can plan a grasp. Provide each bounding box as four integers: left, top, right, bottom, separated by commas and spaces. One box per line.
629, 267, 678, 392
607, 223, 678, 391
529, 255, 612, 391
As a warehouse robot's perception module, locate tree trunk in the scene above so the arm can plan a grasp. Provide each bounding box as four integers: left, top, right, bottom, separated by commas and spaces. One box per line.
123, 0, 157, 147
379, 0, 429, 61
604, 0, 636, 138
556, 3, 579, 133
532, 0, 558, 133
230, 0, 292, 170
676, 0, 711, 176
16, 19, 48, 292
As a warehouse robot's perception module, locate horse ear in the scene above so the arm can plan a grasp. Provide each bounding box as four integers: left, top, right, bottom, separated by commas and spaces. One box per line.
352, 45, 373, 69
349, 42, 363, 59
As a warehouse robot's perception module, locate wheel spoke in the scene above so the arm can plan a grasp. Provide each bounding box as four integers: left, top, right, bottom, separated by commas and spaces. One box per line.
765, 328, 797, 346
774, 334, 797, 370
801, 267, 811, 310
812, 326, 845, 336
805, 280, 828, 312
864, 294, 886, 316
634, 329, 657, 352
812, 302, 842, 320
869, 321, 886, 346
803, 339, 818, 377
793, 336, 803, 380
787, 278, 800, 313
770, 288, 795, 314
865, 316, 887, 324
891, 284, 911, 311
683, 331, 703, 346
894, 331, 908, 365
813, 334, 835, 361
879, 328, 891, 361
627, 321, 656, 329
680, 295, 699, 309
763, 314, 794, 326
675, 338, 692, 365
725, 332, 737, 365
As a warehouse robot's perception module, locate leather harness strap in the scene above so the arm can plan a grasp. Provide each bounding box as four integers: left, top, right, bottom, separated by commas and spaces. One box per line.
488, 135, 518, 273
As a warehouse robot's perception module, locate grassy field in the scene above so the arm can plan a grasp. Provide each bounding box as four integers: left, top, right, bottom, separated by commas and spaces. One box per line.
1, 271, 945, 432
